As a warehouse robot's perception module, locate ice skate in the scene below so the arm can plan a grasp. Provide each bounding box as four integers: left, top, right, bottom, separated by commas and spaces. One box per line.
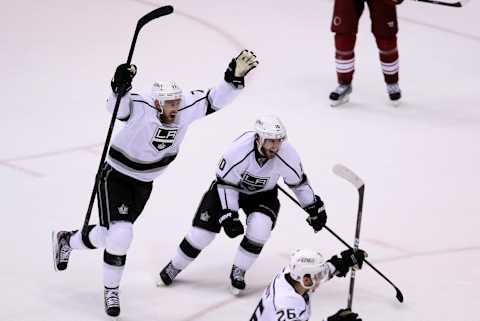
329, 84, 352, 107
104, 286, 121, 318
387, 83, 401, 106
229, 265, 246, 296
157, 261, 182, 287
52, 230, 73, 271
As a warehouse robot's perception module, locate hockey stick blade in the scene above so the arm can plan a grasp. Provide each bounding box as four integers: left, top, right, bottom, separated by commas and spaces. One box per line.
127, 5, 174, 64
138, 5, 174, 29
333, 164, 364, 189
410, 0, 465, 7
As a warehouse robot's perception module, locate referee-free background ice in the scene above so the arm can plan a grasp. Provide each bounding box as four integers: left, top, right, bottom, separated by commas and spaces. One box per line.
1, 0, 479, 320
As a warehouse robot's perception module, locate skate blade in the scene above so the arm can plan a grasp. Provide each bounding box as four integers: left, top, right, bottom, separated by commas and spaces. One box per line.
155, 276, 164, 287
330, 96, 350, 107
51, 230, 59, 272
390, 99, 401, 107
229, 284, 243, 296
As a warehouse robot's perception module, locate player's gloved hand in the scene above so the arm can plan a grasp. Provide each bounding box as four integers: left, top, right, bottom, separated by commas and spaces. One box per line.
219, 210, 244, 238
224, 49, 259, 89
391, 0, 403, 4
327, 309, 362, 321
328, 249, 367, 277
111, 63, 137, 95
304, 195, 327, 232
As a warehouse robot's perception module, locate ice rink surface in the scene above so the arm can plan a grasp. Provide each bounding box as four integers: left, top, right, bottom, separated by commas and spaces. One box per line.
1, 0, 479, 320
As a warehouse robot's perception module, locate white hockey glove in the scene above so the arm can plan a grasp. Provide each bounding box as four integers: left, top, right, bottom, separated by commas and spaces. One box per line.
224, 50, 259, 89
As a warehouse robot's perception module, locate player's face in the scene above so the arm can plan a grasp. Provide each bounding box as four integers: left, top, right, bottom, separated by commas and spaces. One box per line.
303, 274, 321, 292
261, 138, 283, 159
159, 99, 181, 124
302, 275, 314, 288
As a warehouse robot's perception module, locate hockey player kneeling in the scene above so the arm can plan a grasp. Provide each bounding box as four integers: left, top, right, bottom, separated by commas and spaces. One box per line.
158, 115, 328, 295
52, 49, 258, 318
249, 248, 366, 321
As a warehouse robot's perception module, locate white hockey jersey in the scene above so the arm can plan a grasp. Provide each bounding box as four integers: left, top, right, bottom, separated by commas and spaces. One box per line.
106, 80, 239, 182
249, 269, 311, 321
215, 132, 316, 211
249, 267, 337, 321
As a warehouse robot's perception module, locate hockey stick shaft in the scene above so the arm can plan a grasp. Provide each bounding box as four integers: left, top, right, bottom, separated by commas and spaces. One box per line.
81, 5, 174, 237
409, 0, 464, 7
332, 164, 365, 309
347, 186, 364, 309
277, 185, 404, 303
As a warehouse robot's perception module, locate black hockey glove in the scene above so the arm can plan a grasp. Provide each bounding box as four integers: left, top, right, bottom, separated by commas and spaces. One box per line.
111, 63, 137, 95
327, 309, 362, 321
224, 50, 258, 89
219, 210, 244, 238
304, 195, 327, 232
328, 249, 367, 277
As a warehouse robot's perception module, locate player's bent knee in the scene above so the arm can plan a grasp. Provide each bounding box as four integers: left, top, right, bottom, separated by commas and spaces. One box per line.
246, 212, 272, 244
187, 226, 216, 249
105, 221, 133, 255
375, 36, 397, 51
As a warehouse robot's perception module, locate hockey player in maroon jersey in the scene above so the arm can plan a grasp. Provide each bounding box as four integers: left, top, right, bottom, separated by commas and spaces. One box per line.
51, 49, 258, 318
329, 0, 403, 106
157, 116, 328, 295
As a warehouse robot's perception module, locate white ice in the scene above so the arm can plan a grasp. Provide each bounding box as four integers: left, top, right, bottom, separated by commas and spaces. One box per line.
1, 0, 479, 320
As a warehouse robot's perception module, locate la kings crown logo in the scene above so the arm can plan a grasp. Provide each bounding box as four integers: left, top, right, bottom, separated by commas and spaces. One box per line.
241, 172, 269, 192
151, 126, 178, 151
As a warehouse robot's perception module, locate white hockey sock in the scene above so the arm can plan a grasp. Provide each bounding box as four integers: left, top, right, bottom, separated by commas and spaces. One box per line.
103, 263, 125, 288
234, 212, 272, 271
234, 249, 258, 271
69, 226, 107, 249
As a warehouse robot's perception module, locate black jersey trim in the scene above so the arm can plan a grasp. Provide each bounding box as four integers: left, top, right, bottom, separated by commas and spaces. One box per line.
299, 308, 307, 317
254, 140, 269, 167
234, 131, 255, 142
133, 99, 156, 109
178, 95, 207, 112
205, 90, 216, 115
221, 149, 255, 179
117, 114, 130, 122
216, 176, 241, 189
272, 274, 279, 311
285, 173, 308, 188
109, 146, 177, 171
275, 154, 301, 179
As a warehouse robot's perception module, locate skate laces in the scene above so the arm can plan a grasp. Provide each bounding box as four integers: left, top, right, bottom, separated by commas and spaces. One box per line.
105, 288, 120, 307
231, 266, 245, 281
58, 233, 72, 262
165, 262, 181, 278
387, 83, 400, 94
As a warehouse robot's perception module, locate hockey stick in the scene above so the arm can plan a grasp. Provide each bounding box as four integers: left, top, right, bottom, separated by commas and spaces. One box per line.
81, 5, 174, 239
332, 164, 365, 310
277, 184, 404, 303
409, 0, 467, 7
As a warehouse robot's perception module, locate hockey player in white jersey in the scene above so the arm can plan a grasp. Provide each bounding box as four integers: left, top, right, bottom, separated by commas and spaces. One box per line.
158, 115, 329, 294
249, 248, 365, 321
52, 49, 258, 318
